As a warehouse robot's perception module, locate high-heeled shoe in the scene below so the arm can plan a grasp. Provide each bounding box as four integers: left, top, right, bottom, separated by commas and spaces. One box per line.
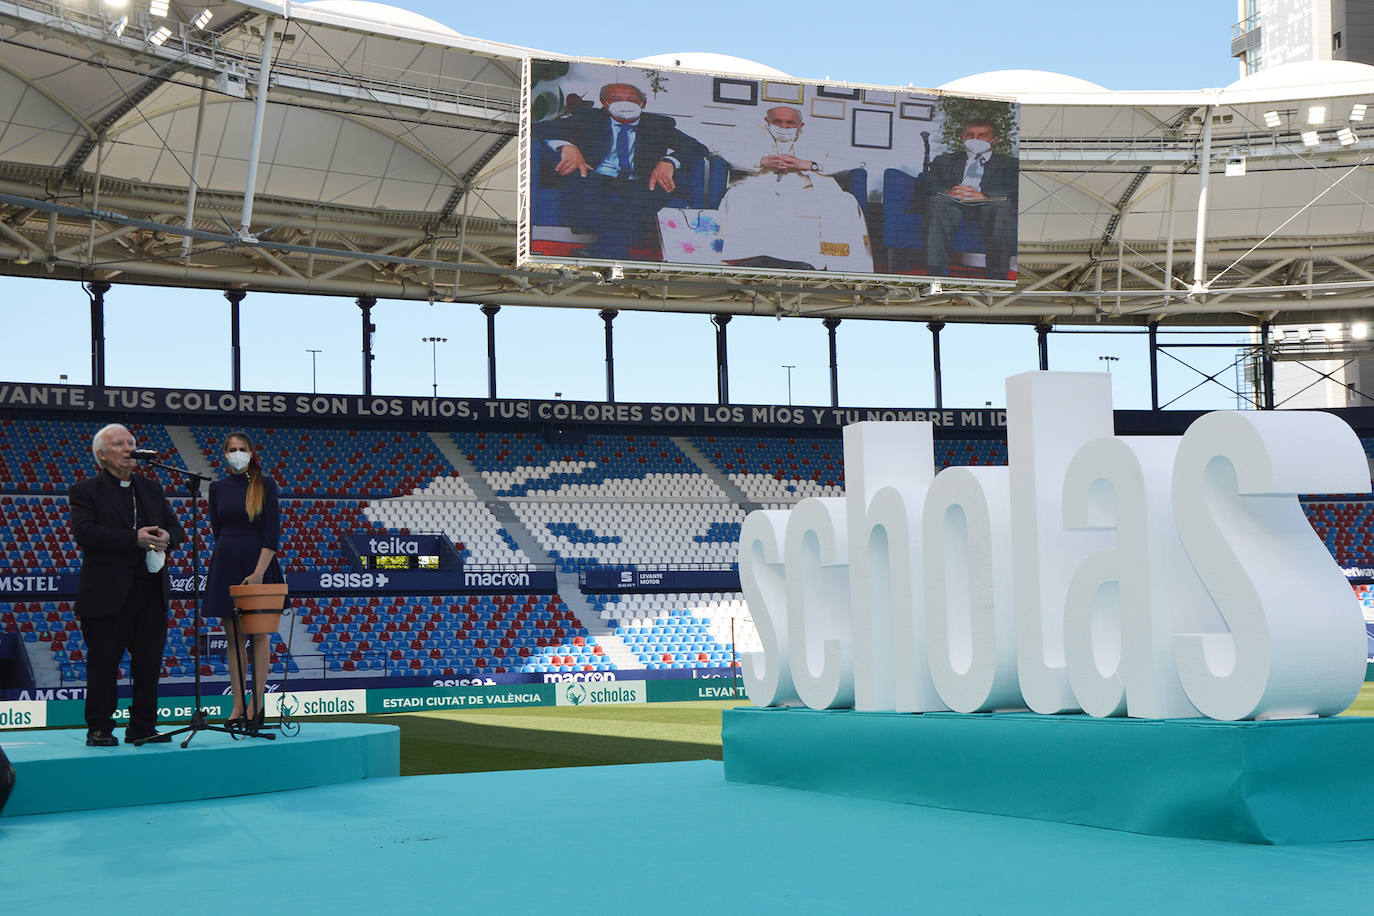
225, 715, 246, 733
248, 708, 266, 733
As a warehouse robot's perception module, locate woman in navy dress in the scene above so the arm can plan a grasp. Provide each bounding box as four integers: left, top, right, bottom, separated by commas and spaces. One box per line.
205, 431, 285, 728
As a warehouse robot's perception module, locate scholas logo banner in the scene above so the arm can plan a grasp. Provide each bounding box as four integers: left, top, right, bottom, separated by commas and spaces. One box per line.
556, 682, 645, 706
740, 371, 1372, 722
263, 690, 365, 717
0, 700, 45, 729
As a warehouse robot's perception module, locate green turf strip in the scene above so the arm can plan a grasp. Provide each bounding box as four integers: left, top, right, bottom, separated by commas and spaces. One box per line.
305, 681, 1374, 778
312, 700, 749, 775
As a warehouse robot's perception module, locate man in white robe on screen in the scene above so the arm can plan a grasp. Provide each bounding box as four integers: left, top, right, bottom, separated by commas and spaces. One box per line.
716, 106, 873, 272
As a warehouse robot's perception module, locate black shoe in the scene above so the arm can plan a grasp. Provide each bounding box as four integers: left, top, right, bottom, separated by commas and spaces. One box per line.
86, 729, 118, 747
125, 729, 172, 744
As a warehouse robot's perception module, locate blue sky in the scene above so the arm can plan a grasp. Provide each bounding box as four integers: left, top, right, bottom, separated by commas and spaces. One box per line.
0, 1, 1250, 412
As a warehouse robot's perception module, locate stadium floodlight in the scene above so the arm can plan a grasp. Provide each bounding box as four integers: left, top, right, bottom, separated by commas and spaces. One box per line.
1263, 110, 1282, 128
149, 0, 169, 16
1271, 327, 1286, 342
1338, 126, 1358, 146
1307, 105, 1327, 125
1298, 326, 1312, 342
111, 14, 127, 36
148, 25, 171, 45
193, 9, 213, 28
1301, 130, 1321, 147
1224, 156, 1246, 177
1352, 103, 1367, 122
1353, 322, 1368, 340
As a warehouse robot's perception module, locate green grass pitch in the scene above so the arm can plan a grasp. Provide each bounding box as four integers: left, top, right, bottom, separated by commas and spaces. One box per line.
303, 683, 1374, 777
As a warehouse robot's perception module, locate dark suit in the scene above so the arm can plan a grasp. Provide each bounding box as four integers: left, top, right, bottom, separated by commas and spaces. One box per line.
70, 469, 184, 734
922, 150, 1019, 279
533, 107, 708, 259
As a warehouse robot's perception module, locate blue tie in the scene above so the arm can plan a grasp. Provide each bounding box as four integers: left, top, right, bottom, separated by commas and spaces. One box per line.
616, 125, 633, 177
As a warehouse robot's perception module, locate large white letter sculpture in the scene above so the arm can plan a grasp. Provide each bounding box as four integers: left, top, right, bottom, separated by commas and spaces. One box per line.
1170, 411, 1370, 720
739, 371, 1372, 721
843, 422, 946, 712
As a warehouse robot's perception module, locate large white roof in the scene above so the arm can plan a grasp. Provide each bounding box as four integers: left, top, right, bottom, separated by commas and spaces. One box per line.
0, 0, 1372, 326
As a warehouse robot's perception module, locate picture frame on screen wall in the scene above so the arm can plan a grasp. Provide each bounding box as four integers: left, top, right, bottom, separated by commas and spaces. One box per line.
852, 108, 893, 149
862, 89, 896, 106
762, 81, 804, 104
713, 78, 759, 105
899, 101, 935, 121
810, 98, 846, 120
815, 85, 861, 100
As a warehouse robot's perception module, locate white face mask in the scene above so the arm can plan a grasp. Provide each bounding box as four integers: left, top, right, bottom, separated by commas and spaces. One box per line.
226, 451, 252, 471
607, 100, 643, 121
964, 137, 993, 156
768, 125, 799, 143
145, 548, 165, 574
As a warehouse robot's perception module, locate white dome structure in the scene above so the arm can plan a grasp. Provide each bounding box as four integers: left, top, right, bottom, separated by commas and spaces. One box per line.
297, 0, 464, 37
632, 52, 791, 79
939, 69, 1109, 94
1226, 58, 1374, 91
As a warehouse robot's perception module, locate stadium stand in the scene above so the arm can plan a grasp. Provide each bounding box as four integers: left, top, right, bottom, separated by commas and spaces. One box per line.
188, 425, 454, 497
455, 431, 723, 498
513, 500, 744, 574
296, 593, 605, 676
0, 596, 297, 684
5, 416, 1374, 695
0, 419, 186, 494
364, 485, 532, 567
690, 433, 1008, 506
1304, 499, 1374, 568
589, 591, 757, 670
692, 433, 844, 505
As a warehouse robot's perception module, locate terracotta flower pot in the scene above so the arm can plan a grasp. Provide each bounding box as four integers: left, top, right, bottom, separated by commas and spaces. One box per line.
229, 583, 289, 634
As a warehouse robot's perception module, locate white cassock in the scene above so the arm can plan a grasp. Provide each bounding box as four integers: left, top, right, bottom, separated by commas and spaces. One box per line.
717, 126, 873, 272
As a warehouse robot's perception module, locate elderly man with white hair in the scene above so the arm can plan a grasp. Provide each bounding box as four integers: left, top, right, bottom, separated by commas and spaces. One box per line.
716, 104, 873, 272
534, 80, 709, 260
69, 423, 184, 746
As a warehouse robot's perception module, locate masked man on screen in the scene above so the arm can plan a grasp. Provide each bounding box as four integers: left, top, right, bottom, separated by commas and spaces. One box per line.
716, 105, 873, 272
70, 424, 184, 746
922, 118, 1018, 280
533, 82, 708, 261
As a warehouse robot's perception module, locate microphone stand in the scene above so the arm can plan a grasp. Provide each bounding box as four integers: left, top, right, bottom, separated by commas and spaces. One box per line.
133, 460, 269, 746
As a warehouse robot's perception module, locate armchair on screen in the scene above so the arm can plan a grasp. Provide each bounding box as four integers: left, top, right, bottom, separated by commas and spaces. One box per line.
881, 168, 989, 277
528, 140, 712, 259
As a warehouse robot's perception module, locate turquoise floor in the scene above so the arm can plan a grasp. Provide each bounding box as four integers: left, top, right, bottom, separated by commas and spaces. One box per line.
2, 758, 1372, 913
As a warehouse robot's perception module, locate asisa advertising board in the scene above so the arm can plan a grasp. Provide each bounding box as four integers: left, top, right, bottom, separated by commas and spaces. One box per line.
520, 59, 1019, 284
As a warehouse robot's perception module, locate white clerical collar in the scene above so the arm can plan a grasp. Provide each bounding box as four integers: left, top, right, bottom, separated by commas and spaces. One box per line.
119, 478, 131, 488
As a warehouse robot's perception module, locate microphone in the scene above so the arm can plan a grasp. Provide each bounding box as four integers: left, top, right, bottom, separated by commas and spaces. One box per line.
131, 449, 159, 460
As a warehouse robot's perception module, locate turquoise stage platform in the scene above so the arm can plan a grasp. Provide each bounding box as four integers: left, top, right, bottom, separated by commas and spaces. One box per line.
4, 758, 1374, 913
0, 723, 399, 817
722, 706, 1374, 845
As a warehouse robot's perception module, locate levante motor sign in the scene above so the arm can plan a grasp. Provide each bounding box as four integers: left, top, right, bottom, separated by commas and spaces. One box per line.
739, 371, 1372, 722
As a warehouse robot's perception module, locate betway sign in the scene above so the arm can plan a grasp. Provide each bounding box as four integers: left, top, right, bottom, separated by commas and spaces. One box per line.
741, 371, 1371, 722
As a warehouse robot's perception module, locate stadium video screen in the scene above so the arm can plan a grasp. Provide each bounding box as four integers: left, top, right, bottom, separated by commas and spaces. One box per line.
522, 59, 1019, 283
362, 554, 439, 571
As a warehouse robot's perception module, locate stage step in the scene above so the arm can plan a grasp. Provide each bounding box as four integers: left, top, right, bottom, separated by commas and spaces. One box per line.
1, 722, 398, 817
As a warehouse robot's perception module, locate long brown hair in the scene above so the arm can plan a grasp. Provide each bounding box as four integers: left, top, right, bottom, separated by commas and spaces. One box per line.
224, 431, 265, 521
